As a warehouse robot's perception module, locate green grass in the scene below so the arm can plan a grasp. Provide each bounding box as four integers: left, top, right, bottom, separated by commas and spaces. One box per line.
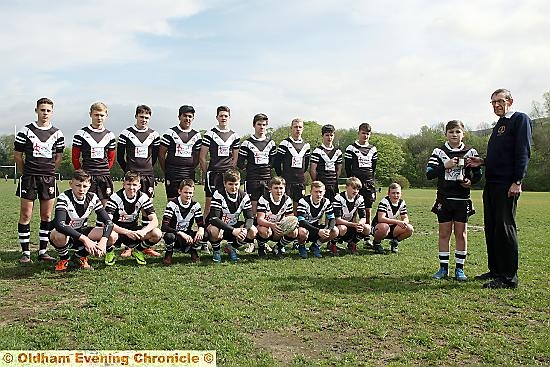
0, 181, 549, 366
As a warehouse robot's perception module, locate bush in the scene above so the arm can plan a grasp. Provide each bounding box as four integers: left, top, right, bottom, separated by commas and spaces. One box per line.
390, 174, 410, 189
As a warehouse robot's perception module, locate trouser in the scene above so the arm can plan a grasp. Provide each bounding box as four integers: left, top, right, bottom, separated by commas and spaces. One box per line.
483, 183, 519, 284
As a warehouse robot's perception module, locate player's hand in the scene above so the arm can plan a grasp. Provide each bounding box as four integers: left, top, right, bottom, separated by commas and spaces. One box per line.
466, 156, 483, 168
96, 239, 107, 257
82, 237, 98, 256
460, 178, 472, 188
318, 229, 330, 240
126, 230, 141, 240
273, 224, 283, 236
194, 228, 205, 243
135, 229, 148, 239
356, 223, 364, 232
397, 221, 408, 229
181, 233, 193, 244
444, 157, 458, 169
508, 182, 522, 197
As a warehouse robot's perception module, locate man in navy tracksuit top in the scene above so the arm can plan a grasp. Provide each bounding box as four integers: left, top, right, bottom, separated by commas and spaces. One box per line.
468, 88, 532, 289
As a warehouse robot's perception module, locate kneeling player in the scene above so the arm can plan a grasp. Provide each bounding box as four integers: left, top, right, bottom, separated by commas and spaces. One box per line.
256, 177, 297, 258
332, 177, 369, 255
296, 181, 339, 259
49, 170, 118, 271
371, 183, 414, 254
161, 179, 205, 265
103, 171, 162, 266
206, 169, 257, 263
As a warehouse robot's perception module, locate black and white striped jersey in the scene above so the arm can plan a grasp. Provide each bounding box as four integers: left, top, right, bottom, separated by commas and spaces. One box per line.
160, 126, 202, 180
72, 126, 116, 175
162, 198, 204, 233
310, 145, 343, 185
14, 122, 65, 176
332, 192, 366, 221
372, 196, 407, 227
117, 126, 160, 175
297, 196, 335, 225
202, 127, 240, 172
344, 142, 377, 183
237, 136, 276, 181
256, 193, 293, 223
274, 137, 311, 184
105, 189, 156, 229
55, 190, 103, 231
208, 189, 252, 226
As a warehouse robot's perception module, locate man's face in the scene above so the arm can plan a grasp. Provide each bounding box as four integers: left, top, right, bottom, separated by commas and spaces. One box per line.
90, 109, 107, 128
135, 113, 151, 130
322, 132, 334, 147
70, 179, 91, 200
491, 92, 513, 117
254, 120, 268, 136
291, 121, 303, 139
178, 185, 194, 204
345, 185, 359, 199
270, 183, 285, 200
123, 179, 140, 198
311, 186, 325, 203
388, 187, 402, 203
358, 130, 371, 144
179, 112, 194, 130
224, 180, 240, 194
217, 111, 230, 128
35, 103, 53, 125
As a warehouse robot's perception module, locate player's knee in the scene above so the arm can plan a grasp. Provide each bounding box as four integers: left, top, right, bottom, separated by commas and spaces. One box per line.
330, 227, 339, 239
148, 228, 162, 242
164, 232, 176, 244
247, 226, 258, 238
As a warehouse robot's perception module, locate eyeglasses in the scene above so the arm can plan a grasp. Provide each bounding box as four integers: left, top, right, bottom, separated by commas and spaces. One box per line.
490, 99, 508, 106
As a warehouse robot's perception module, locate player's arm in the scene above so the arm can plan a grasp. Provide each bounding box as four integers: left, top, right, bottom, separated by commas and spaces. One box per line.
71, 146, 82, 170
116, 140, 127, 172
256, 211, 276, 229
231, 147, 239, 168
344, 148, 353, 177
95, 207, 114, 253
209, 206, 235, 232
325, 203, 336, 230
158, 145, 168, 172
54, 152, 63, 170
236, 146, 247, 170
309, 162, 318, 181
193, 205, 205, 242
151, 137, 160, 166
13, 151, 24, 174
303, 147, 311, 173
274, 145, 284, 176
138, 212, 159, 236
426, 150, 445, 180
199, 145, 208, 174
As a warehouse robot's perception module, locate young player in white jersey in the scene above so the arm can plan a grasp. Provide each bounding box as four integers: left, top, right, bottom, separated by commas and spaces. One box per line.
49, 170, 117, 271
371, 183, 414, 254
256, 177, 297, 258
14, 97, 65, 264
310, 124, 343, 203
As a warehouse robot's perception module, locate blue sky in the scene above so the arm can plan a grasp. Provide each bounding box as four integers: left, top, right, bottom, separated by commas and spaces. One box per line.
1, 0, 549, 139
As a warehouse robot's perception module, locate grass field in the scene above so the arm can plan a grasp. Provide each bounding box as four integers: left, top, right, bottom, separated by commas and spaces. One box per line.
0, 181, 549, 366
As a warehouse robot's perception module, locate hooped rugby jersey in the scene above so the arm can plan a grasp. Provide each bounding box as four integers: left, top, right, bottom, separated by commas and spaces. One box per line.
426, 142, 481, 199
202, 127, 240, 172
237, 136, 277, 181
117, 126, 160, 175
297, 196, 335, 225
55, 190, 103, 232
14, 122, 65, 176
72, 126, 116, 175
209, 189, 252, 226
344, 142, 377, 183
332, 192, 366, 221
105, 189, 156, 229
310, 145, 343, 185
160, 126, 202, 179
372, 196, 407, 227
162, 197, 204, 233
275, 137, 311, 184
256, 193, 293, 223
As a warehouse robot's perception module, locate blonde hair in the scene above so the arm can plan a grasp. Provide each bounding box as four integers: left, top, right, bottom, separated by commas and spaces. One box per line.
311, 181, 325, 190
346, 177, 362, 190
90, 102, 108, 113
388, 182, 401, 192
269, 176, 286, 188
291, 118, 303, 127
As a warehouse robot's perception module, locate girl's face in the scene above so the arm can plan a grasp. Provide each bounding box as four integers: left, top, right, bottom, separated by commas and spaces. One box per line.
446, 127, 464, 147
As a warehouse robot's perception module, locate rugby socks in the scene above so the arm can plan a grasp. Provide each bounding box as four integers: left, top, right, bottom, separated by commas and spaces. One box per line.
211, 240, 222, 252
455, 250, 467, 270
163, 233, 176, 252
279, 235, 293, 249
39, 220, 53, 254
438, 251, 450, 271
18, 223, 31, 256
55, 244, 70, 261
75, 248, 89, 258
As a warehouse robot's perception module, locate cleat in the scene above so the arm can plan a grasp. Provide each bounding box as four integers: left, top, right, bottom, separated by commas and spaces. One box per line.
201, 242, 211, 254
120, 247, 132, 258
364, 238, 374, 249
190, 249, 200, 263
244, 242, 255, 253
227, 245, 238, 263
131, 250, 147, 265
298, 244, 308, 259
455, 268, 468, 281
38, 253, 56, 263
19, 255, 33, 265
163, 251, 173, 266
274, 244, 285, 259
143, 248, 161, 257
433, 267, 449, 280
348, 242, 358, 255
390, 239, 399, 253
55, 259, 70, 272
483, 278, 518, 289
311, 244, 322, 258
104, 251, 116, 266
77, 257, 94, 270
258, 245, 267, 258
212, 250, 222, 263
373, 243, 386, 254
328, 242, 339, 256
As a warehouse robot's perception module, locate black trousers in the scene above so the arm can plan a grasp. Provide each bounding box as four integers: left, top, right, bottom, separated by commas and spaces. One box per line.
483, 183, 519, 285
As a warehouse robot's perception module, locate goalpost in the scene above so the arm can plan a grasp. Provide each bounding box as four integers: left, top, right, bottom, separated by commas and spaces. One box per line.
0, 165, 17, 183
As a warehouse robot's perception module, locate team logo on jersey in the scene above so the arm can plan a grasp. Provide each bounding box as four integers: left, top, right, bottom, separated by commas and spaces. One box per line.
148, 187, 153, 194
106, 187, 112, 195
497, 125, 506, 136
436, 203, 442, 211
49, 187, 55, 195
166, 180, 170, 186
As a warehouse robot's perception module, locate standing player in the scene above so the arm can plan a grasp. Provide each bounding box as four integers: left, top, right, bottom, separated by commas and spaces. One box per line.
345, 123, 377, 247
332, 177, 369, 255
237, 113, 277, 215
200, 106, 240, 217
310, 124, 343, 203
274, 118, 311, 214
256, 177, 297, 258
158, 105, 202, 201
72, 102, 116, 205
14, 97, 65, 264
103, 171, 162, 266
296, 181, 339, 259
49, 170, 118, 271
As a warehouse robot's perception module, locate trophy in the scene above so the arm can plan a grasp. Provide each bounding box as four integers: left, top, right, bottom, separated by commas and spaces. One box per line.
456, 157, 465, 181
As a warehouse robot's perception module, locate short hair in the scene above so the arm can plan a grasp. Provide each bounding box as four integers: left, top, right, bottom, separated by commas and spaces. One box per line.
253, 113, 268, 126
346, 177, 362, 190
36, 97, 53, 108
321, 124, 335, 135
217, 105, 230, 116
291, 118, 303, 127
223, 169, 240, 183
179, 105, 195, 116
388, 182, 401, 191
179, 179, 195, 189
124, 171, 141, 182
358, 123, 372, 133
445, 120, 465, 132
72, 169, 91, 182
310, 181, 325, 190
491, 88, 512, 100
90, 102, 108, 113
135, 105, 151, 116
269, 176, 286, 188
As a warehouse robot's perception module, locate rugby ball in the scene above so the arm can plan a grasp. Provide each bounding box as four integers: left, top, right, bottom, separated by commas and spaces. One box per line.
278, 216, 298, 235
